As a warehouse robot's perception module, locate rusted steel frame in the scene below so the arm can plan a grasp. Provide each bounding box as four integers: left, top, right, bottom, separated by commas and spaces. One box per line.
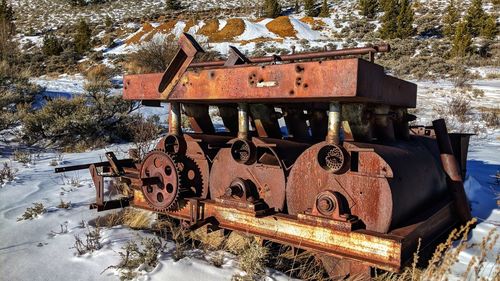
167, 59, 417, 107
160, 199, 402, 271
432, 119, 472, 223
189, 44, 391, 68
122, 59, 417, 107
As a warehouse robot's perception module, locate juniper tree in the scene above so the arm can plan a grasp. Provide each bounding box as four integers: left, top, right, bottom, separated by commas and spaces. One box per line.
380, 0, 399, 39
481, 14, 497, 39
74, 19, 92, 56
0, 0, 15, 60
295, 0, 300, 12
165, 0, 181, 10
264, 0, 281, 18
465, 0, 486, 37
396, 0, 414, 38
359, 0, 378, 19
304, 0, 317, 16
451, 20, 472, 57
443, 0, 459, 38
319, 0, 330, 17
42, 33, 64, 56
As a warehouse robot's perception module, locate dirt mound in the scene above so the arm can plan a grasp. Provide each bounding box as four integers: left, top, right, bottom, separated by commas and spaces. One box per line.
266, 16, 297, 38
198, 18, 245, 42
126, 22, 154, 45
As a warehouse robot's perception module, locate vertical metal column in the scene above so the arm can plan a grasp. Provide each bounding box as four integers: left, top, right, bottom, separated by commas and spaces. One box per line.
169, 102, 182, 136
237, 103, 249, 139
326, 102, 342, 144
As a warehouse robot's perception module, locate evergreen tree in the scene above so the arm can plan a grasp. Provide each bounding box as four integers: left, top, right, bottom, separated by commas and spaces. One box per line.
319, 0, 330, 17
443, 0, 459, 38
465, 0, 486, 37
451, 20, 472, 57
380, 0, 399, 39
165, 0, 181, 10
295, 0, 300, 12
0, 0, 15, 60
264, 0, 281, 18
74, 19, 92, 56
359, 0, 378, 19
396, 0, 414, 38
42, 33, 64, 56
481, 14, 497, 39
304, 0, 317, 16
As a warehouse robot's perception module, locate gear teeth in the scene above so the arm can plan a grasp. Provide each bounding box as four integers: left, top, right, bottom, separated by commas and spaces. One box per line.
140, 149, 182, 213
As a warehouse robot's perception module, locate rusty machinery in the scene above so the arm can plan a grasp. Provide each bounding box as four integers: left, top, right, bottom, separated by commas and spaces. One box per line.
56, 33, 473, 279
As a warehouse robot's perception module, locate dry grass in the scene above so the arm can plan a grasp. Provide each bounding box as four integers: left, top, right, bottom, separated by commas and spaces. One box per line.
266, 16, 297, 38
91, 208, 152, 229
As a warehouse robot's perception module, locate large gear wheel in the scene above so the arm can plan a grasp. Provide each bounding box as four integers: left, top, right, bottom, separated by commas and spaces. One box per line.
140, 149, 182, 212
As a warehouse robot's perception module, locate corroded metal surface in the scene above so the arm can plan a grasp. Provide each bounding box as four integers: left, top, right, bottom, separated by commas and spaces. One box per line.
123, 59, 417, 107
56, 37, 474, 279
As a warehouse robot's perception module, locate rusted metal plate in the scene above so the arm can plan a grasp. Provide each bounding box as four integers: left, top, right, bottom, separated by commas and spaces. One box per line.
147, 199, 403, 271
123, 59, 416, 107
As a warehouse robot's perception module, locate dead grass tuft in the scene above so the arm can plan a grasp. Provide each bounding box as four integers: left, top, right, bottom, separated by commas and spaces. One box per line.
123, 208, 152, 230
266, 16, 297, 38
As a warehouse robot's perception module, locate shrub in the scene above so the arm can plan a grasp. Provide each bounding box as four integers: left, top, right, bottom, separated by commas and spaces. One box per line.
126, 37, 178, 74
234, 240, 268, 279
42, 33, 64, 56
20, 65, 138, 149
17, 202, 46, 221
74, 19, 92, 56
104, 237, 163, 280
0, 162, 17, 185
13, 150, 32, 164
73, 226, 102, 255
129, 115, 161, 160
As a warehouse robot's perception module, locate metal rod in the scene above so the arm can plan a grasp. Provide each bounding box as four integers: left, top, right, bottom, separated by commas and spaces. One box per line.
169, 102, 182, 135
189, 45, 390, 68
237, 103, 249, 139
326, 102, 342, 144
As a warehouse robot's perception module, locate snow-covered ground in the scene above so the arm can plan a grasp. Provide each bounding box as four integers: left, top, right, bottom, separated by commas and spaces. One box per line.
0, 144, 297, 281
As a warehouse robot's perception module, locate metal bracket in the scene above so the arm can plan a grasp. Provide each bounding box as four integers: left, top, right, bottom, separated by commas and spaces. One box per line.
224, 46, 250, 66
158, 33, 204, 98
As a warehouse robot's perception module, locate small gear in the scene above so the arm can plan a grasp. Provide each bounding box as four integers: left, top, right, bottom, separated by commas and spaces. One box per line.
140, 149, 182, 212
139, 149, 206, 213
